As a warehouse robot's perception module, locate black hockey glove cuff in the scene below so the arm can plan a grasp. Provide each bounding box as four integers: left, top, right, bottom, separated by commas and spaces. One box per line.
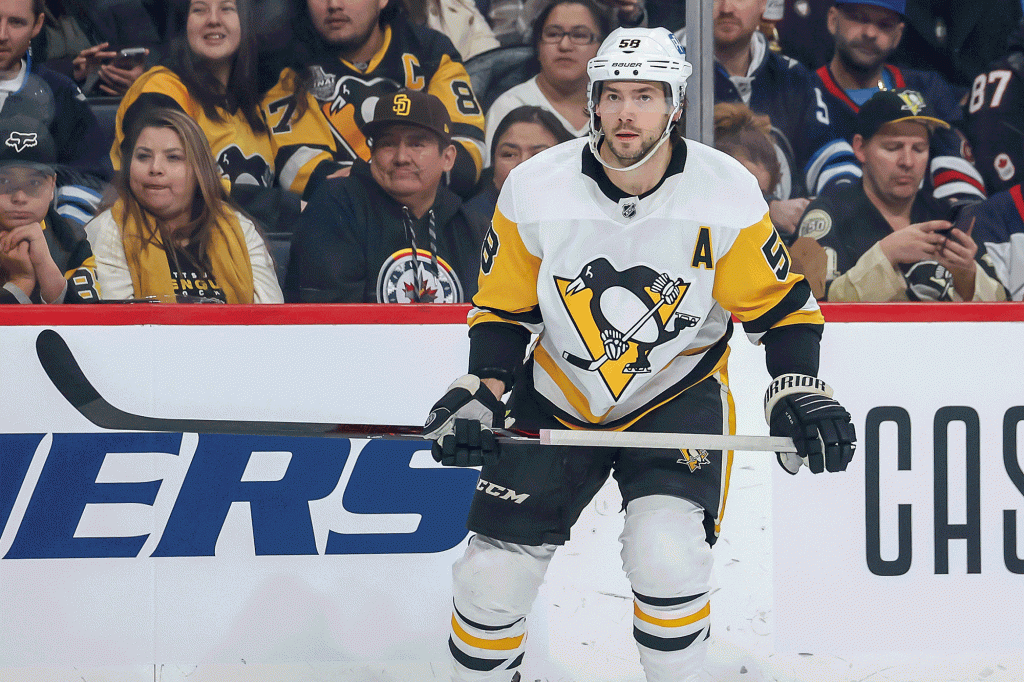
764, 374, 856, 475
423, 374, 506, 467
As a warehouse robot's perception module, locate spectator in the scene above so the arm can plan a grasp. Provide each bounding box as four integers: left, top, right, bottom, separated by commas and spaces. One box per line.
39, 0, 164, 96
286, 90, 486, 303
712, 0, 859, 235
110, 0, 300, 235
467, 104, 571, 218
0, 0, 112, 227
795, 88, 1005, 301
888, 0, 1022, 89
400, 0, 499, 60
954, 184, 1024, 300
814, 0, 985, 210
0, 116, 98, 304
482, 0, 642, 48
774, 0, 833, 70
262, 0, 486, 200
86, 107, 283, 303
484, 0, 609, 157
713, 101, 782, 198
962, 19, 1024, 196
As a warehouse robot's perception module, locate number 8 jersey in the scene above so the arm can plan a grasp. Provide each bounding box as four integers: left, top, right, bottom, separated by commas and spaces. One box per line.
469, 137, 824, 428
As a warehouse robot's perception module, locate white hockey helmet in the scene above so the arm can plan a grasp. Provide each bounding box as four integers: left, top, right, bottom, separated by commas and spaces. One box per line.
586, 27, 693, 171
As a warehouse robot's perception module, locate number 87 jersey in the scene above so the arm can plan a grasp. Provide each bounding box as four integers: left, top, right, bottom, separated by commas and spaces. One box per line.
964, 52, 1024, 195
470, 137, 825, 428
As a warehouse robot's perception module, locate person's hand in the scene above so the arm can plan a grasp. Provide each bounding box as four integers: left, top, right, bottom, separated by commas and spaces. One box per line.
1, 222, 66, 303
936, 219, 979, 300
877, 219, 950, 266
0, 238, 36, 297
97, 60, 147, 96
72, 42, 118, 83
764, 373, 856, 475
770, 197, 810, 235
423, 374, 507, 467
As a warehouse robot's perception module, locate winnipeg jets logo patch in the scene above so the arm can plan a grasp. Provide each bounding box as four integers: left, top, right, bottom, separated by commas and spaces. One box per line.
555, 258, 698, 400
376, 249, 464, 303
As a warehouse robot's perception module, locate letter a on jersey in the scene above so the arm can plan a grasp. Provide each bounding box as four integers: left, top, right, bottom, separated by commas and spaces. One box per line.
556, 258, 693, 400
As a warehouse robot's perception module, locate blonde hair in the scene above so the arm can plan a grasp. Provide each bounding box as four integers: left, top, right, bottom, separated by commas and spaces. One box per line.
115, 107, 235, 271
714, 102, 781, 194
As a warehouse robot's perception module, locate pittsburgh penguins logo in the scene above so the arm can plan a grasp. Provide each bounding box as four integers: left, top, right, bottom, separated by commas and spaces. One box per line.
217, 146, 273, 187
677, 449, 710, 472
556, 258, 698, 400
903, 260, 954, 301
376, 249, 464, 303
318, 74, 401, 163
5, 131, 37, 153
897, 89, 928, 116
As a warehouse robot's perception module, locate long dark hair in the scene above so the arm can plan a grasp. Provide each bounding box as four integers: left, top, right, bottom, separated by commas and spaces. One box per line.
164, 0, 267, 132
490, 105, 574, 161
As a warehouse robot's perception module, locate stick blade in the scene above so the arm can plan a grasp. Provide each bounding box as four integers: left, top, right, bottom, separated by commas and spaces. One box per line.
36, 328, 102, 409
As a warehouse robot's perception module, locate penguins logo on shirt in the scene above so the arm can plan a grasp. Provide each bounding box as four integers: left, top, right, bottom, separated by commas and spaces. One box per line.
678, 449, 710, 472
217, 146, 273, 187
376, 249, 464, 303
320, 75, 401, 162
556, 258, 697, 400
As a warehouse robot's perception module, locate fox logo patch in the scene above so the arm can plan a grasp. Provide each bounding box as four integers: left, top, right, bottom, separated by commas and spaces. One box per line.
5, 131, 37, 153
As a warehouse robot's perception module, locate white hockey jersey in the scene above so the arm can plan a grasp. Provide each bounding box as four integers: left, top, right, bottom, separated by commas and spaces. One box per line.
469, 137, 823, 427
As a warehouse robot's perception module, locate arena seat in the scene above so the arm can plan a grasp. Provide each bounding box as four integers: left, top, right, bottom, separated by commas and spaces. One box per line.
464, 45, 534, 112
87, 96, 121, 155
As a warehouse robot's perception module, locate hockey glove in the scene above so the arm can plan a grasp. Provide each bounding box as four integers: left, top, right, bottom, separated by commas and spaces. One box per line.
423, 374, 506, 467
764, 373, 856, 475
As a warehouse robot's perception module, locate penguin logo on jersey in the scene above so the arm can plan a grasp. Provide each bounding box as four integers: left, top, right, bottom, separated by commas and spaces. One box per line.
556, 258, 697, 400
320, 75, 401, 163
376, 249, 464, 303
678, 449, 710, 472
217, 146, 273, 187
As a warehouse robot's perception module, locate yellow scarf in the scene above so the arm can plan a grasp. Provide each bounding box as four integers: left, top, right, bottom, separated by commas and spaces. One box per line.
117, 199, 255, 304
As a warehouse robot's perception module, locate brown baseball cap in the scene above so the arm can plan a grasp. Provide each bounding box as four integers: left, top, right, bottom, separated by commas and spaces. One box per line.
362, 90, 453, 146
855, 88, 950, 140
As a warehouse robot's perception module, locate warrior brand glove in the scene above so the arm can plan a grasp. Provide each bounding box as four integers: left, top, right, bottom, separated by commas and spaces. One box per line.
423, 374, 506, 467
764, 373, 856, 475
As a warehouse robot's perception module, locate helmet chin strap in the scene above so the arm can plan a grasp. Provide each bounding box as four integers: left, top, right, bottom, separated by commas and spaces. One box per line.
588, 105, 681, 174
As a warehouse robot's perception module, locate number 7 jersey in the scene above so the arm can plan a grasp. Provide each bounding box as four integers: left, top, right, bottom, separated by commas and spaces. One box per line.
470, 137, 824, 428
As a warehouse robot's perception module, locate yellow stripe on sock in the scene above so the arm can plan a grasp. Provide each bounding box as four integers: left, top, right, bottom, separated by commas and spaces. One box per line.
634, 601, 710, 628
451, 615, 525, 651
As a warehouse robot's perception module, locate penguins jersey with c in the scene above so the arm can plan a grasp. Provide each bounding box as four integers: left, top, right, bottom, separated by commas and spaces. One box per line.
470, 137, 823, 428
262, 18, 486, 199
112, 67, 277, 191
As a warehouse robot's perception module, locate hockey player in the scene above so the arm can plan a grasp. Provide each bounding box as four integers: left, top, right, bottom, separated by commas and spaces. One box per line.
813, 0, 986, 210
423, 26, 857, 682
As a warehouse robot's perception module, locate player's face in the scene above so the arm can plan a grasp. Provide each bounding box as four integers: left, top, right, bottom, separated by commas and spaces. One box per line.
0, 0, 42, 76
370, 124, 456, 207
129, 127, 197, 229
493, 121, 560, 191
187, 0, 242, 66
854, 120, 929, 205
713, 0, 767, 52
829, 4, 904, 74
595, 81, 672, 168
307, 0, 387, 51
537, 2, 601, 88
0, 166, 54, 230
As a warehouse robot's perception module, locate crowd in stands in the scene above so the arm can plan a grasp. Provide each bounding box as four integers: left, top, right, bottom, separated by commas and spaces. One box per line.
2, 0, 1024, 305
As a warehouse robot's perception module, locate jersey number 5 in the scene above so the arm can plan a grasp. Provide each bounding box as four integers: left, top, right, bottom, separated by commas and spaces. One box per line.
761, 230, 791, 281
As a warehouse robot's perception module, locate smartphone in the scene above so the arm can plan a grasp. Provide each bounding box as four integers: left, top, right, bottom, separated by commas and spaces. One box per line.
113, 47, 147, 69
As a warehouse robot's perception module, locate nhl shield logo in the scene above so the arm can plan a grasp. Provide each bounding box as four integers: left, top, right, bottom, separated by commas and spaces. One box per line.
622, 201, 637, 219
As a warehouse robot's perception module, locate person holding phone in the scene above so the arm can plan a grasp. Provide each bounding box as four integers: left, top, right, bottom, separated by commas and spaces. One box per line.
795, 88, 1006, 301
110, 0, 300, 238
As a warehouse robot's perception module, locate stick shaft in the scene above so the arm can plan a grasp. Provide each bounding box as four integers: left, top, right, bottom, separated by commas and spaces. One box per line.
540, 429, 795, 452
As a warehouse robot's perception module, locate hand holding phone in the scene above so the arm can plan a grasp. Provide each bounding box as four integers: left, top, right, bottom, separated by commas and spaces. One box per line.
112, 47, 148, 70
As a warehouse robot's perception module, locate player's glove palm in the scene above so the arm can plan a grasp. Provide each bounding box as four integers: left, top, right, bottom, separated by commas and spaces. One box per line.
764, 374, 856, 474
423, 374, 506, 467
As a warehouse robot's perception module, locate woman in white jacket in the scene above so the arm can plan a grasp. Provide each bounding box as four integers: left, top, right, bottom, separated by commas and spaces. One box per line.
86, 107, 283, 304
403, 0, 500, 59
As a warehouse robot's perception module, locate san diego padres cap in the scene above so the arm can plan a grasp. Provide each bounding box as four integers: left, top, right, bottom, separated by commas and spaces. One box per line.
362, 90, 453, 146
0, 115, 57, 173
854, 88, 950, 140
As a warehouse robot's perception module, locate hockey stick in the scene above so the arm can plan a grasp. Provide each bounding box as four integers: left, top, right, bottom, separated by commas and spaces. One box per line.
34, 329, 795, 452
562, 281, 682, 371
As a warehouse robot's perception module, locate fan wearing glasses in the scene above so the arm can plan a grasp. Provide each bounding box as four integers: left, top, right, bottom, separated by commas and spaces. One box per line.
484, 0, 610, 160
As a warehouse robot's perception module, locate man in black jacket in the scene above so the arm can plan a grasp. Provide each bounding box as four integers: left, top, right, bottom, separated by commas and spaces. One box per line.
286, 89, 488, 303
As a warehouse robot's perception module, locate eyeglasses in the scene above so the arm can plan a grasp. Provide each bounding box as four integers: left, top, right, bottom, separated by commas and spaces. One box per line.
540, 26, 597, 45
0, 172, 52, 198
